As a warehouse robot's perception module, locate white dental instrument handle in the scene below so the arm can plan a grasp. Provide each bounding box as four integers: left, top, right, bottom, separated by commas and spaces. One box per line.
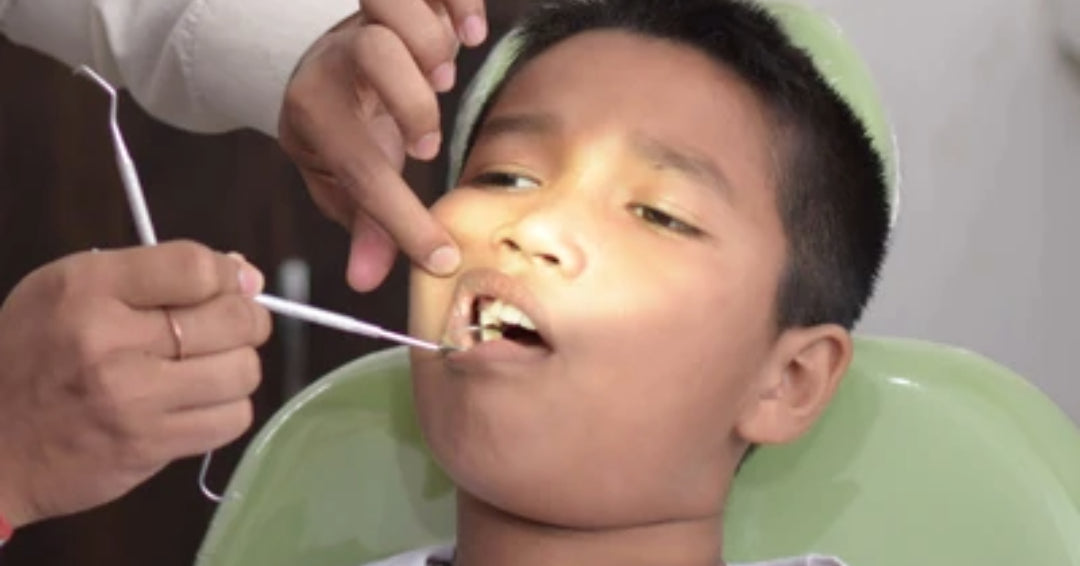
254, 294, 440, 351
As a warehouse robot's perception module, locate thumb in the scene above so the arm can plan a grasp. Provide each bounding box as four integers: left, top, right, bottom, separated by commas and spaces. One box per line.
346, 213, 398, 292
334, 129, 462, 281
346, 211, 460, 291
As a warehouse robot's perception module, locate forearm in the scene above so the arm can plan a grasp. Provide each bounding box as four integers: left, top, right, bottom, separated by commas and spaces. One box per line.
0, 0, 354, 136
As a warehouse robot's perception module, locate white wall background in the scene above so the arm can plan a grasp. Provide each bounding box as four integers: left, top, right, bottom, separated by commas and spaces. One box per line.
801, 0, 1080, 421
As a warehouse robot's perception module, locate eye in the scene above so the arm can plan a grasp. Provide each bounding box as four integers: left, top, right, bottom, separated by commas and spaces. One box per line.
469, 170, 540, 191
629, 204, 703, 236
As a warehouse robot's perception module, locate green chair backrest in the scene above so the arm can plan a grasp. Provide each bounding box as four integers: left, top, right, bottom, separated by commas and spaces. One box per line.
195, 337, 1080, 566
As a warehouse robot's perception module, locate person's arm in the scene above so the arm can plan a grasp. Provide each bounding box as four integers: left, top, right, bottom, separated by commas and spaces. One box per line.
0, 0, 353, 135
1056, 0, 1080, 64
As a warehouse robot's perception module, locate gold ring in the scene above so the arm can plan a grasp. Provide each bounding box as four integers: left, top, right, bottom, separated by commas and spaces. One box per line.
164, 309, 185, 361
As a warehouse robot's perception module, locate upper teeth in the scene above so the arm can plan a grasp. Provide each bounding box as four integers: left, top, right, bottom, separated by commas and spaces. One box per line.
479, 299, 537, 331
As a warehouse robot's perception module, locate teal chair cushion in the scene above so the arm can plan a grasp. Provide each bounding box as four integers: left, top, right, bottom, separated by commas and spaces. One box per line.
195, 337, 1080, 566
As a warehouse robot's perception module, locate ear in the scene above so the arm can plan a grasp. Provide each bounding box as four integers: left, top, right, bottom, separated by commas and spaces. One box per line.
735, 325, 853, 445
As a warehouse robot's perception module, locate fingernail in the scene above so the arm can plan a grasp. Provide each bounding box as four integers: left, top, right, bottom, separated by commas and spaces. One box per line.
426, 245, 461, 275
227, 251, 247, 262
461, 15, 487, 46
412, 132, 441, 160
238, 264, 265, 296
430, 61, 456, 93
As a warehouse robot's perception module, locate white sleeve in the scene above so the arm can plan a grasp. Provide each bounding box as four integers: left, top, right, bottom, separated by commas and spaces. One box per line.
0, 0, 355, 136
1057, 0, 1080, 61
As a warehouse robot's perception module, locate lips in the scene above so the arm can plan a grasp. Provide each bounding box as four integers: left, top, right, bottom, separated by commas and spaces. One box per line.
442, 268, 555, 364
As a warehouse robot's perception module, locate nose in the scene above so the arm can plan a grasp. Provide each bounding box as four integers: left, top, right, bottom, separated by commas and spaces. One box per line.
492, 199, 586, 278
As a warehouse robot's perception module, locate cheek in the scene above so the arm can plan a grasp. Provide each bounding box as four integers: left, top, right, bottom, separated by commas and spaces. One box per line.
574, 247, 777, 380
430, 189, 496, 243
539, 252, 778, 498
428, 191, 460, 223
407, 268, 446, 341
407, 191, 489, 339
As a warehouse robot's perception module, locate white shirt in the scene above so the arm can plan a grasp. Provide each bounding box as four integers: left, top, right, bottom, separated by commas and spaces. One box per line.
364, 544, 847, 566
0, 0, 355, 136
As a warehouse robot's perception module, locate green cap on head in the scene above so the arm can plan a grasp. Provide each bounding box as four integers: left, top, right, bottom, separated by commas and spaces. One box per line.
447, 0, 900, 227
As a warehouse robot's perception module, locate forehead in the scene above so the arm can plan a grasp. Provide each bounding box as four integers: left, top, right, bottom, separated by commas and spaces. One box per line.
478, 30, 778, 193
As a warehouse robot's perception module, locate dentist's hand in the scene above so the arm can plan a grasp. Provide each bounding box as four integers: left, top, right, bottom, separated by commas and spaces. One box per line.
279, 0, 488, 292
0, 242, 270, 528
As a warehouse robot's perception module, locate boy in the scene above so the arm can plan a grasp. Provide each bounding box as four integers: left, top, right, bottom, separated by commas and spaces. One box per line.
400, 0, 892, 564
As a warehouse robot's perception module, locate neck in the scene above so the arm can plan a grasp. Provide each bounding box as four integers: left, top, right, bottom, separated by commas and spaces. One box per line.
452, 492, 726, 566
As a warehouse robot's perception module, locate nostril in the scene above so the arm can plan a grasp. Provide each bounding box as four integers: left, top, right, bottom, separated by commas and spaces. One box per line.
501, 239, 522, 253
536, 253, 559, 266
498, 236, 564, 268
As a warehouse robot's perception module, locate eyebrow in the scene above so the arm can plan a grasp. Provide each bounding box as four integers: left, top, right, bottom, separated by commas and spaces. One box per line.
631, 134, 732, 197
475, 112, 561, 142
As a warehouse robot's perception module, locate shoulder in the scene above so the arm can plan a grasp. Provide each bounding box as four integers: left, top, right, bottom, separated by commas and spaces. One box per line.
358, 544, 455, 566
358, 547, 845, 566
734, 555, 848, 566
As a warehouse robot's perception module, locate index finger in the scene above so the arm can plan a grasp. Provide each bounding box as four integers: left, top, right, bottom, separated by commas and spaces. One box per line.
437, 0, 488, 47
100, 241, 264, 308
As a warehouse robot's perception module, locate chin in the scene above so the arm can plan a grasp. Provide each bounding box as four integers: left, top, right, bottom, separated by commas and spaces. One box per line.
408, 399, 686, 530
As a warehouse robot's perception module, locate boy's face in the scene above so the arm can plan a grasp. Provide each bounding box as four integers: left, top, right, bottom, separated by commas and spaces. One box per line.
409, 31, 793, 527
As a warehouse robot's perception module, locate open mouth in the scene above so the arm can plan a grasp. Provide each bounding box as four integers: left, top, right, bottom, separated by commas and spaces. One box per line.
438, 268, 555, 363
471, 295, 548, 348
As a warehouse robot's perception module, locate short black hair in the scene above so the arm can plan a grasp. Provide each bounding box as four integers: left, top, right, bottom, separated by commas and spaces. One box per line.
463, 0, 890, 330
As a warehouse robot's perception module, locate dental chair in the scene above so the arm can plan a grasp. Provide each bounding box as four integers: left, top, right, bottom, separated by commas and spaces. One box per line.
194, 337, 1080, 566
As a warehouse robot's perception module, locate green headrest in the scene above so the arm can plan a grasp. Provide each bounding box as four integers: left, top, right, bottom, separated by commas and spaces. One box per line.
446, 0, 900, 227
